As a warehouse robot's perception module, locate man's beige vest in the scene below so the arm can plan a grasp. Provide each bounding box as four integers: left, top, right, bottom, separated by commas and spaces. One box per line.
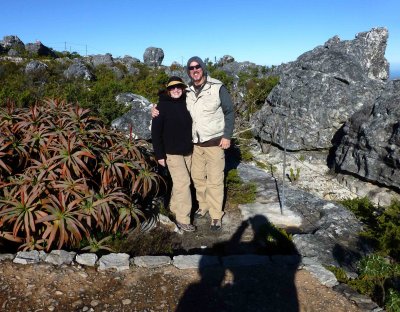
186, 76, 224, 143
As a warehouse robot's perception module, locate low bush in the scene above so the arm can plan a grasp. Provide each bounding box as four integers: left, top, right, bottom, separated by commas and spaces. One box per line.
333, 197, 400, 310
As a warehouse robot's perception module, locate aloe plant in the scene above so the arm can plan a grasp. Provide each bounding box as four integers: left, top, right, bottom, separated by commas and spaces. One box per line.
0, 99, 160, 251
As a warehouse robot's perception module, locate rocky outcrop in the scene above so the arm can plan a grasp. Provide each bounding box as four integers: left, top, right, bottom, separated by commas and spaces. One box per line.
0, 35, 25, 51
89, 53, 114, 67
63, 59, 94, 80
334, 80, 400, 190
237, 163, 368, 272
117, 55, 140, 75
111, 93, 153, 140
143, 47, 164, 67
25, 41, 57, 58
25, 60, 48, 74
217, 55, 235, 66
252, 27, 389, 151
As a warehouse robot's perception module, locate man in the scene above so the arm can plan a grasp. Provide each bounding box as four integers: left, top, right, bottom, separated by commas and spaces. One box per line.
185, 56, 234, 231
153, 56, 234, 231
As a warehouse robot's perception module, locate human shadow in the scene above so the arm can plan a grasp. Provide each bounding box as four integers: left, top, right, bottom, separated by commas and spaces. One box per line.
176, 215, 300, 312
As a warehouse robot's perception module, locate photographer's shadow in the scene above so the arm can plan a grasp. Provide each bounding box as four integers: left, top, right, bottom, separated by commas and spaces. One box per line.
176, 215, 300, 312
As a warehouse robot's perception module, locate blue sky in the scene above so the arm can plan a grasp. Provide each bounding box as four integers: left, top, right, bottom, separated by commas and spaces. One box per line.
1, 0, 399, 73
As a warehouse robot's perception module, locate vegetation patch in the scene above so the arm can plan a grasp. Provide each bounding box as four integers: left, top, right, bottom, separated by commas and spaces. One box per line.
225, 169, 257, 207
331, 197, 400, 311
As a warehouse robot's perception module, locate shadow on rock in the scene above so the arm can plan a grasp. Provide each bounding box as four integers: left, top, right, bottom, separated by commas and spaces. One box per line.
176, 215, 300, 312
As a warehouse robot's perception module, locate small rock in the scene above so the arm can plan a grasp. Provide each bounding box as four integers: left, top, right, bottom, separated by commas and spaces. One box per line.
122, 299, 131, 305
90, 300, 100, 307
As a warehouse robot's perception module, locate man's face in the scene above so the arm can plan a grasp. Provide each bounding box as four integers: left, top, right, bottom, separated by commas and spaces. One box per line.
188, 62, 204, 85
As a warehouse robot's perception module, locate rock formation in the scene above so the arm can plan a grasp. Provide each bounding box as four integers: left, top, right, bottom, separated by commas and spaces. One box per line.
143, 47, 164, 67
63, 59, 94, 80
25, 41, 57, 58
334, 80, 400, 190
252, 27, 389, 151
111, 93, 153, 140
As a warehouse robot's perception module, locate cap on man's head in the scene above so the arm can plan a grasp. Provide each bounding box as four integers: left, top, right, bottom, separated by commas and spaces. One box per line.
166, 76, 187, 89
186, 56, 207, 76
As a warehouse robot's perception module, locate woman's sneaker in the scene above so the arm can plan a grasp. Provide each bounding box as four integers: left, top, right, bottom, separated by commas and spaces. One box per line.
176, 222, 196, 232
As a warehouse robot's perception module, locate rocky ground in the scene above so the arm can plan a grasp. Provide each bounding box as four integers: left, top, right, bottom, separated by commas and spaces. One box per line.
0, 259, 362, 312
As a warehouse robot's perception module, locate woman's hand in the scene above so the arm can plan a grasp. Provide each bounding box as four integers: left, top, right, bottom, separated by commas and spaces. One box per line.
151, 105, 160, 118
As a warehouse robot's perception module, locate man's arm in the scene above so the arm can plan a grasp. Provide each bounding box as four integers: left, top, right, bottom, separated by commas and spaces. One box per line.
219, 86, 234, 149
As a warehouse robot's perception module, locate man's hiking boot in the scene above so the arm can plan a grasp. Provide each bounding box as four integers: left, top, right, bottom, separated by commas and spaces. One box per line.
176, 222, 196, 232
194, 209, 208, 219
210, 219, 222, 231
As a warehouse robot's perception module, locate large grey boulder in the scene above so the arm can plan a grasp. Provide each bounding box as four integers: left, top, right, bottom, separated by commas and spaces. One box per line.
143, 47, 164, 66
252, 27, 389, 151
90, 53, 114, 67
25, 60, 48, 74
111, 93, 153, 140
334, 80, 400, 190
25, 41, 57, 58
63, 59, 94, 80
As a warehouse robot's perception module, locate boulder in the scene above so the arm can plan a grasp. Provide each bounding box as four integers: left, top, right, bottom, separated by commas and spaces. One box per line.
25, 60, 48, 74
143, 47, 164, 66
218, 55, 235, 66
63, 59, 94, 80
251, 27, 389, 151
25, 41, 57, 57
7, 49, 20, 57
111, 93, 153, 140
90, 53, 114, 67
334, 80, 400, 190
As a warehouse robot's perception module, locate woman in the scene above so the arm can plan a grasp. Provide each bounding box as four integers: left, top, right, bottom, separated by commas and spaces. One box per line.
151, 76, 195, 232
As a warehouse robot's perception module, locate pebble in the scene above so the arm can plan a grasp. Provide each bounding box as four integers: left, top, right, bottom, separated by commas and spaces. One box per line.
90, 300, 100, 307
72, 300, 83, 308
78, 272, 88, 278
55, 291, 63, 295
122, 299, 131, 305
47, 306, 55, 311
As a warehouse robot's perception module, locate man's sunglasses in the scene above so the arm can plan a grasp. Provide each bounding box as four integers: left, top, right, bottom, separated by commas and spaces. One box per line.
188, 64, 202, 70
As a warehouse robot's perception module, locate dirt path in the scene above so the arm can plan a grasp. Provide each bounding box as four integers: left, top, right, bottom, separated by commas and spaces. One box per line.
0, 260, 361, 312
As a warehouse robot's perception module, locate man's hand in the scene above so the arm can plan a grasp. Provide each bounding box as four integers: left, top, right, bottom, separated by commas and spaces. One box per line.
151, 105, 160, 118
158, 159, 166, 167
219, 138, 231, 150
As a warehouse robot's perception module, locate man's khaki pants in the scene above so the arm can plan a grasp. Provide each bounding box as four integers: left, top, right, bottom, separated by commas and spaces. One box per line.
166, 154, 192, 224
191, 145, 225, 220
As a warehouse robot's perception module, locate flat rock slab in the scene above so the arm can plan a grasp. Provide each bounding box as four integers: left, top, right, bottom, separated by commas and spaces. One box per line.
98, 253, 130, 272
173, 255, 220, 269
133, 256, 171, 268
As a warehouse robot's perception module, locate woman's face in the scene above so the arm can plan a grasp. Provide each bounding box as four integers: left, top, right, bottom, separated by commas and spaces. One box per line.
168, 86, 183, 99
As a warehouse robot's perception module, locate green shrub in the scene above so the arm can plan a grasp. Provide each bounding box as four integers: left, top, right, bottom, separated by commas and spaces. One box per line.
0, 99, 161, 251
226, 169, 256, 206
339, 197, 400, 261
386, 289, 400, 312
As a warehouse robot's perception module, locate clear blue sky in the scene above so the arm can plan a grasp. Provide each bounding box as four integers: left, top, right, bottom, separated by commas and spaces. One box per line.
1, 0, 399, 71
